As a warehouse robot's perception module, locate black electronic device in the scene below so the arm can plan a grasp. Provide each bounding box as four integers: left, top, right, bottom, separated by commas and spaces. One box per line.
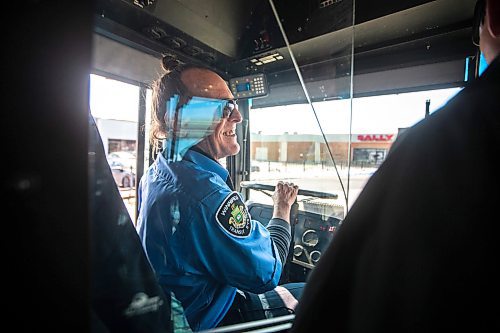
229, 73, 268, 99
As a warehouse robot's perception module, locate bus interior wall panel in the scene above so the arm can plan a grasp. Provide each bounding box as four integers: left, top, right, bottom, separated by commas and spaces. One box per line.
149, 0, 259, 58
92, 33, 164, 85
238, 0, 354, 59
101, 0, 469, 65
95, 0, 477, 87
94, 0, 235, 75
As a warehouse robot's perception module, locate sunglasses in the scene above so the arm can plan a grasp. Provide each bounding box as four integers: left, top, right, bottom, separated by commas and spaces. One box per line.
222, 99, 238, 118
166, 70, 239, 118
472, 0, 485, 46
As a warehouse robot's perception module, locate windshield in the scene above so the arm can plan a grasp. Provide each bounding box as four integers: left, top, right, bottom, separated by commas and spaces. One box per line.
245, 0, 462, 216
248, 88, 461, 213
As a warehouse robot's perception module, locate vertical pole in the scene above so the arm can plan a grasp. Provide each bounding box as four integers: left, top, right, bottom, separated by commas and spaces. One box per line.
135, 85, 147, 223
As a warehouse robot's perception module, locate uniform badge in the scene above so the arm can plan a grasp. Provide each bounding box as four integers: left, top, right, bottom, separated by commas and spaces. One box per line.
216, 192, 251, 237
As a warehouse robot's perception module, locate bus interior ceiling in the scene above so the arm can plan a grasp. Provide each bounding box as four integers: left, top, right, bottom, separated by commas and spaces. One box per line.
93, 0, 477, 105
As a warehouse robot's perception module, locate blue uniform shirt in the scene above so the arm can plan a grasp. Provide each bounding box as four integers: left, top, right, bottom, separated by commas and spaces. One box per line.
136, 149, 284, 330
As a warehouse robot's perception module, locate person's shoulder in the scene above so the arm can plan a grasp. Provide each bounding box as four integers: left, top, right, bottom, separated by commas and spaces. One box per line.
449, 57, 500, 115
213, 191, 253, 238
396, 66, 498, 151
170, 160, 230, 201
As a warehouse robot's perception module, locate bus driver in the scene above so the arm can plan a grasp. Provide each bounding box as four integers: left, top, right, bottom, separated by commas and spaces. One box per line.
136, 56, 304, 331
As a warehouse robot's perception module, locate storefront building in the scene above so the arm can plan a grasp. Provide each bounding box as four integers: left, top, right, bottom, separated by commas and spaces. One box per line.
251, 132, 397, 165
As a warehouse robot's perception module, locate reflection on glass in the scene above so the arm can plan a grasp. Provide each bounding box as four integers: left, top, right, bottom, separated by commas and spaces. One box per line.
163, 95, 227, 162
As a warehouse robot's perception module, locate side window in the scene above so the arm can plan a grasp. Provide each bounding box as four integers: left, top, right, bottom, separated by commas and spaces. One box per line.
89, 74, 142, 220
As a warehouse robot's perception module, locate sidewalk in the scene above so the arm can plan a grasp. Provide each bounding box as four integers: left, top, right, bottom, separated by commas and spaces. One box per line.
119, 187, 137, 221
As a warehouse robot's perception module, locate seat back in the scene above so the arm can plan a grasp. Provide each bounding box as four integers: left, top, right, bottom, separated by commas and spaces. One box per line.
88, 114, 172, 332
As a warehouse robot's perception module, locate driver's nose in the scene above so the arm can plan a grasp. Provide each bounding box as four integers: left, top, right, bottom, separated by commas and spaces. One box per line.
229, 107, 243, 123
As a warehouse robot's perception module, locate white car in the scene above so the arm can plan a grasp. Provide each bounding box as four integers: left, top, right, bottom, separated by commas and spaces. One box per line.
107, 151, 136, 172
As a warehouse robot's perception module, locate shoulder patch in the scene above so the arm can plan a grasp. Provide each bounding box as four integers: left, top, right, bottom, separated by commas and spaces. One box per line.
216, 192, 252, 238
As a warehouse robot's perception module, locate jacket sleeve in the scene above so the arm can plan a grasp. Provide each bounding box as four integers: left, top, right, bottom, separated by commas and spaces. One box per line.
266, 218, 291, 265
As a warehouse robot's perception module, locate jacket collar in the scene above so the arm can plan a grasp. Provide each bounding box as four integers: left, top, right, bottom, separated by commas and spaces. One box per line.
183, 148, 229, 181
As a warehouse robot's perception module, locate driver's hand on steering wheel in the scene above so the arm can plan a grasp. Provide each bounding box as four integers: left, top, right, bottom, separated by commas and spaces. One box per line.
272, 181, 299, 223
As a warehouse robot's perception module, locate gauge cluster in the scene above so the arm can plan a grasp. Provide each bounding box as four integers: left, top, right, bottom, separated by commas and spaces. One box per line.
291, 212, 341, 269
247, 203, 342, 270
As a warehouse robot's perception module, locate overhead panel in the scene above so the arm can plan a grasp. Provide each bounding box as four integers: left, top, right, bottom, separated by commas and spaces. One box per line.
93, 0, 477, 94
234, 0, 474, 71
94, 0, 247, 74
146, 0, 258, 58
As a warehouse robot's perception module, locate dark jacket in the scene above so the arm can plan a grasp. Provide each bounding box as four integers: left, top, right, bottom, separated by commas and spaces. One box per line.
291, 56, 500, 332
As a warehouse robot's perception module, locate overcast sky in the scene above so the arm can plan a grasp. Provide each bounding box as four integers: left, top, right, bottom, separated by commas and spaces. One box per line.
89, 74, 461, 135
250, 87, 461, 135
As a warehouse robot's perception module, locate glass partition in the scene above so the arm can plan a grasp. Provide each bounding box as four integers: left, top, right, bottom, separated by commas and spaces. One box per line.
248, 1, 464, 214
248, 0, 355, 218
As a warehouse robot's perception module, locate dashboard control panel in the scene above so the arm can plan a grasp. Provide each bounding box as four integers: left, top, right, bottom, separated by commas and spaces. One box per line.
247, 203, 342, 270
229, 73, 268, 99
292, 212, 341, 269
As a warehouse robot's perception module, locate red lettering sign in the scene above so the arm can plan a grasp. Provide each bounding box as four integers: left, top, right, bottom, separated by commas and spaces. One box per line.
357, 134, 394, 141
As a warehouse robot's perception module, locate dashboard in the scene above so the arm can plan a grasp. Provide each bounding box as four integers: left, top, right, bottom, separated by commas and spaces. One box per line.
247, 202, 343, 270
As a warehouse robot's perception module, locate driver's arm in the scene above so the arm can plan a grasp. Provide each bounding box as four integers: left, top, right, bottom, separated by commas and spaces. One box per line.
267, 181, 299, 264
267, 218, 291, 265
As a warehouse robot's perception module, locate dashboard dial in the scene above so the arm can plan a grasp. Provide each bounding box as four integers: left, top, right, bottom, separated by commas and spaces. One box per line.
293, 245, 304, 257
302, 229, 319, 247
310, 250, 321, 263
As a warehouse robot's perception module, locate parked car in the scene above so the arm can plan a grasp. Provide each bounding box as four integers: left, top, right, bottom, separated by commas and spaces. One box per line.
251, 165, 261, 172
110, 166, 135, 188
107, 151, 136, 172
